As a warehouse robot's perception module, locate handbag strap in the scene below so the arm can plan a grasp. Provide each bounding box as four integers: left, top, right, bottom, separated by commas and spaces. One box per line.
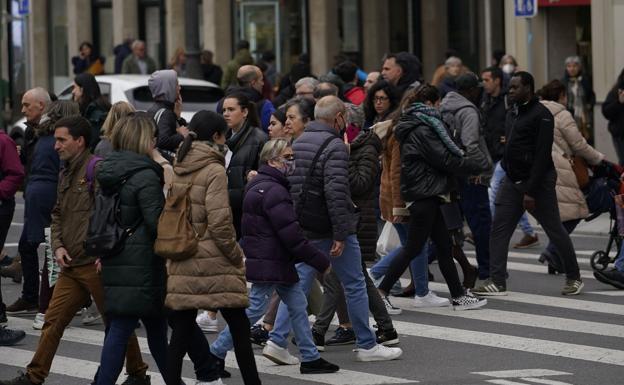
302, 135, 338, 185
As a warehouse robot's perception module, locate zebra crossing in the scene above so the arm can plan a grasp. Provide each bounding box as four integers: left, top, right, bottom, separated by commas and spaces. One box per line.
1, 247, 622, 385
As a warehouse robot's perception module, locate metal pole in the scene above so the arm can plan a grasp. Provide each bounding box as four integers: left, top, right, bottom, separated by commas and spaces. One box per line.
526, 17, 533, 74
484, 0, 492, 67
184, 0, 202, 79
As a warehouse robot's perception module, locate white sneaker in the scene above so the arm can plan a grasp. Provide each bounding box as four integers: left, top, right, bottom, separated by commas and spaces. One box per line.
356, 344, 403, 362
196, 379, 224, 385
382, 296, 402, 315
413, 291, 450, 308
262, 340, 300, 365
196, 311, 219, 333
81, 303, 102, 326
32, 312, 45, 330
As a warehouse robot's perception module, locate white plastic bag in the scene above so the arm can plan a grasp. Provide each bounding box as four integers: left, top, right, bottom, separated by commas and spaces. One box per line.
45, 228, 60, 287
376, 222, 400, 257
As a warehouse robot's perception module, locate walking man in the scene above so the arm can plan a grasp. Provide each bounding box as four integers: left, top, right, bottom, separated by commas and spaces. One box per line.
262, 96, 403, 363
0, 116, 149, 385
473, 72, 583, 296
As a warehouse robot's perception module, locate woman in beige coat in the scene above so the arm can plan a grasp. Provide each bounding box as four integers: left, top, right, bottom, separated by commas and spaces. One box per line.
538, 80, 604, 273
164, 110, 260, 385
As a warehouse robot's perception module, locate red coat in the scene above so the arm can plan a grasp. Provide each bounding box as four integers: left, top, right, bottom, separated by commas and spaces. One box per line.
0, 131, 25, 200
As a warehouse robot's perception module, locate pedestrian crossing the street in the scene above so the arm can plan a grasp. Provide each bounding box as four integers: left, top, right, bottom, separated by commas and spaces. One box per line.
1, 248, 622, 384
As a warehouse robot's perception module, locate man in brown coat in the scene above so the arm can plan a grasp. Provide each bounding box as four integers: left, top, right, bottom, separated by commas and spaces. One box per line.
0, 116, 150, 385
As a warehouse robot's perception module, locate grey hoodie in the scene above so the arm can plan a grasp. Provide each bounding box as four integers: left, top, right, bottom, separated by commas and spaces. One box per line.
149, 69, 178, 103
440, 91, 493, 182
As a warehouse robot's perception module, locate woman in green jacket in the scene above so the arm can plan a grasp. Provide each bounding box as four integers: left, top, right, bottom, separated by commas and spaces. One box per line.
95, 113, 167, 385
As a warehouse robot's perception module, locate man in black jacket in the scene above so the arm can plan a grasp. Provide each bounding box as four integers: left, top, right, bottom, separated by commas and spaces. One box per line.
481, 67, 539, 250
473, 72, 583, 296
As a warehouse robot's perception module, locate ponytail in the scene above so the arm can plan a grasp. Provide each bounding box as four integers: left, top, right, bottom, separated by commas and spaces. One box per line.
176, 131, 197, 163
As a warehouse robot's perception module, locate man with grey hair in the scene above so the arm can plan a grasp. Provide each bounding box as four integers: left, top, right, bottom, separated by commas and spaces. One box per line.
121, 40, 157, 75
295, 77, 319, 101
263, 96, 403, 363
313, 82, 339, 101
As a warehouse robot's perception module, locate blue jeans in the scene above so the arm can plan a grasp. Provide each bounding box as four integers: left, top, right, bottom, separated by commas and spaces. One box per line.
210, 281, 320, 362
616, 243, 624, 272
96, 316, 168, 385
460, 182, 492, 279
270, 235, 376, 350
490, 161, 535, 236
370, 223, 429, 297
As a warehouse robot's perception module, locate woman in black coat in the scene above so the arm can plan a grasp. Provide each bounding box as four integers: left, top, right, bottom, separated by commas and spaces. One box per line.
603, 68, 624, 164
95, 113, 167, 385
376, 84, 486, 310
222, 92, 268, 238
72, 73, 111, 151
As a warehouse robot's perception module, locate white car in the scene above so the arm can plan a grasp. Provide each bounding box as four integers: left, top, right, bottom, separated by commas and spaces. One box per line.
9, 74, 224, 145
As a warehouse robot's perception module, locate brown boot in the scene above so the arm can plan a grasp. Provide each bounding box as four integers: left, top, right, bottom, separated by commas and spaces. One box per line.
0, 254, 22, 283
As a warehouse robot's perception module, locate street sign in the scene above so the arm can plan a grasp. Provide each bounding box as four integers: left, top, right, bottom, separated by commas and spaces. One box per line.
18, 0, 29, 15
515, 0, 538, 18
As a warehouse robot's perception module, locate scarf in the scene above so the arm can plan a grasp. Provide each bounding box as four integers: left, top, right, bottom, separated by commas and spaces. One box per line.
399, 103, 464, 156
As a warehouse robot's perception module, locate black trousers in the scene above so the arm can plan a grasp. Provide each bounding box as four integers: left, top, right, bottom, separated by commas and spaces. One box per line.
166, 308, 261, 385
379, 197, 464, 298
0, 199, 16, 313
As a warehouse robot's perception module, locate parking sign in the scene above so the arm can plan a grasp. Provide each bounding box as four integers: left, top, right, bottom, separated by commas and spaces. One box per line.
515, 0, 538, 18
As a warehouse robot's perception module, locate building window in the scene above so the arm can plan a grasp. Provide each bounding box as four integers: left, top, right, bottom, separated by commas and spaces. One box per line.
139, 0, 165, 69
338, 0, 361, 65
92, 0, 114, 73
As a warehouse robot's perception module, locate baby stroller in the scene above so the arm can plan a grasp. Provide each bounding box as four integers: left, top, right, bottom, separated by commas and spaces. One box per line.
587, 162, 624, 271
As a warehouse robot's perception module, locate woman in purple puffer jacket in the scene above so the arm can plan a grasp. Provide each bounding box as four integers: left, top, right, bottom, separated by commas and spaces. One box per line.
209, 139, 339, 375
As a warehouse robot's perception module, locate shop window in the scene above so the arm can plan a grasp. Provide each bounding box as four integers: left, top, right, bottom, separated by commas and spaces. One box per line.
48, 0, 69, 93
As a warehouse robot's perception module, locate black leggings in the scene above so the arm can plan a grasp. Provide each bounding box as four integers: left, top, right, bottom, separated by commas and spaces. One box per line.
379, 197, 464, 298
166, 308, 261, 385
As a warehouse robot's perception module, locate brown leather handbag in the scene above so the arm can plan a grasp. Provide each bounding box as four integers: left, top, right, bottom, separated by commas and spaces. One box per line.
570, 155, 590, 189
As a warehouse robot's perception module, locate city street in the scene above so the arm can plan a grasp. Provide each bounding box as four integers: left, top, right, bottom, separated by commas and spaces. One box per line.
1, 197, 623, 385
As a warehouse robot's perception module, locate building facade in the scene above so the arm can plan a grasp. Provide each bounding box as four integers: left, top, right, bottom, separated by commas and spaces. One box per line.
1, 0, 622, 158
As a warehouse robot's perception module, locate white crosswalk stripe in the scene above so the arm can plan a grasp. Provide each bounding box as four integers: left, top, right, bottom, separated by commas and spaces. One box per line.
1, 249, 623, 384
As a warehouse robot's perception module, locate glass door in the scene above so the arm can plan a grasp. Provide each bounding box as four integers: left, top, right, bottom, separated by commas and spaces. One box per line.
239, 1, 280, 72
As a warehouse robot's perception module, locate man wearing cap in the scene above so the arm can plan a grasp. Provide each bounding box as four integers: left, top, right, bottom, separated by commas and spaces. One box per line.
440, 72, 493, 286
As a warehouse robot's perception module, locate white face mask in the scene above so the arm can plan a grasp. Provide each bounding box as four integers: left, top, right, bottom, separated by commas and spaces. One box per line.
502, 64, 516, 75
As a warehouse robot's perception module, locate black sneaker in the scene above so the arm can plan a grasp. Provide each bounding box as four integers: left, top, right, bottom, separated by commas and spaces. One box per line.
0, 371, 36, 385
6, 298, 37, 315
300, 357, 339, 374
250, 324, 269, 346
120, 374, 151, 385
375, 328, 399, 346
0, 327, 26, 346
312, 329, 325, 352
325, 326, 355, 346
452, 292, 487, 310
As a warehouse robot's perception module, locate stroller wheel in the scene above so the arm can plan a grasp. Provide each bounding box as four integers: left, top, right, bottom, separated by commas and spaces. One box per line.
590, 251, 611, 271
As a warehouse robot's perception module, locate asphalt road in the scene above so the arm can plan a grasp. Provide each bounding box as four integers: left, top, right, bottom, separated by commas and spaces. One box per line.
1, 199, 623, 385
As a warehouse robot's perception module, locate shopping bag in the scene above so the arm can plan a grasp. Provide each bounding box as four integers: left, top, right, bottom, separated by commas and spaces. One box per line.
376, 222, 400, 257
45, 228, 60, 287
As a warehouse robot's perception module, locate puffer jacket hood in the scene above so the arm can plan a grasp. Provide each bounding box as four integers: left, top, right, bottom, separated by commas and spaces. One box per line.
149, 69, 178, 103
350, 128, 382, 155
173, 141, 225, 176
440, 91, 474, 114
97, 150, 164, 190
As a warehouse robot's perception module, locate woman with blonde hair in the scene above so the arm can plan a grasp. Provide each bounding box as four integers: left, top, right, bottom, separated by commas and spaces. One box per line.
94, 101, 135, 157
95, 112, 168, 385
169, 47, 187, 77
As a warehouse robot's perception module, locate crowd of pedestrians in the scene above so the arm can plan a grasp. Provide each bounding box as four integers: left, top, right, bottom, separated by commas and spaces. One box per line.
1, 42, 624, 385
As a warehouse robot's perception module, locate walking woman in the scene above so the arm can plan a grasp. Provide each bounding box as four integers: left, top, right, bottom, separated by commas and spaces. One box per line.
166, 110, 261, 385
537, 80, 604, 273
603, 68, 624, 164
72, 72, 111, 151
95, 113, 168, 385
209, 139, 339, 375
376, 84, 486, 310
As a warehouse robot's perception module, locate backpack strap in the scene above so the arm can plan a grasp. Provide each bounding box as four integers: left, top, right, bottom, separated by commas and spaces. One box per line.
86, 156, 103, 193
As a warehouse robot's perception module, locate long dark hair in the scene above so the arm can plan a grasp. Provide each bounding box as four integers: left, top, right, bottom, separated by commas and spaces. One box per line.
611, 67, 624, 93
364, 80, 399, 124
74, 72, 110, 114
223, 92, 261, 129
177, 110, 229, 163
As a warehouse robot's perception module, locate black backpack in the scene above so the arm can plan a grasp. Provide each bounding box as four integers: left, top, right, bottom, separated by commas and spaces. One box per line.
295, 136, 336, 234
84, 164, 142, 258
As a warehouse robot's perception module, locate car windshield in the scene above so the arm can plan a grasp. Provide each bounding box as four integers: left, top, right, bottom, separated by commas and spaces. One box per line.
128, 85, 224, 112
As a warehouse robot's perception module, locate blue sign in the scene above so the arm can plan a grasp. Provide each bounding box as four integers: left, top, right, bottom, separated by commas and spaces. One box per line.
515, 0, 538, 18
18, 0, 29, 15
